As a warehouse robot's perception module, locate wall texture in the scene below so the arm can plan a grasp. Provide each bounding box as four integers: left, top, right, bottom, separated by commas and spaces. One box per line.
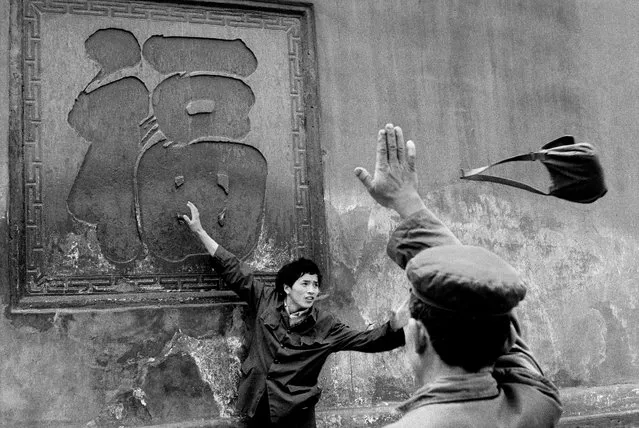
1, 0, 639, 426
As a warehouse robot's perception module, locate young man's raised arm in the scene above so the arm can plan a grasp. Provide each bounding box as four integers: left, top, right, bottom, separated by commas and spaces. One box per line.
182, 201, 263, 309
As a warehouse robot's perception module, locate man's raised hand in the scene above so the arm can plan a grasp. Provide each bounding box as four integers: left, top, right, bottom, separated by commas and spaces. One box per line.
182, 201, 204, 235
181, 201, 220, 256
355, 124, 425, 218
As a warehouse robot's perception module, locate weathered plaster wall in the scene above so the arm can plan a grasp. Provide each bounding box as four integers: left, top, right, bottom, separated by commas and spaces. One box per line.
312, 0, 639, 414
1, 0, 638, 426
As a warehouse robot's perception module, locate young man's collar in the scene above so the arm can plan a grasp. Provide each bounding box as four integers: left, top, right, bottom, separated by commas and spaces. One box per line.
284, 299, 312, 317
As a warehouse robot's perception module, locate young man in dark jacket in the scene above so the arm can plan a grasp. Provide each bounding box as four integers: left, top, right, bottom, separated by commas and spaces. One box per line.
182, 201, 407, 427
355, 123, 562, 427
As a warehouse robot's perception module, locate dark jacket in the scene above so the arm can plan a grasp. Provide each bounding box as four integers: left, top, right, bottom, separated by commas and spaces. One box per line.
211, 246, 406, 424
384, 210, 562, 427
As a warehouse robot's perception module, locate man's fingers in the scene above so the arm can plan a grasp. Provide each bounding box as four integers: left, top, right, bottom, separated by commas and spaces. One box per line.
375, 129, 388, 171
406, 140, 416, 172
354, 167, 374, 191
395, 126, 406, 164
385, 123, 398, 166
187, 201, 199, 216
182, 214, 191, 223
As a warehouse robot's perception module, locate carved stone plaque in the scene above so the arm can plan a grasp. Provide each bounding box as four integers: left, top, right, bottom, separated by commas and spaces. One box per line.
9, 0, 324, 311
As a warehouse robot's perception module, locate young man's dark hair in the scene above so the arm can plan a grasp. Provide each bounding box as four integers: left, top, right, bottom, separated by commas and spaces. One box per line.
275, 257, 322, 297
409, 297, 511, 373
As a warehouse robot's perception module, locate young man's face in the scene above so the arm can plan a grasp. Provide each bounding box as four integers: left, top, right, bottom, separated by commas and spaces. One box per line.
284, 273, 319, 312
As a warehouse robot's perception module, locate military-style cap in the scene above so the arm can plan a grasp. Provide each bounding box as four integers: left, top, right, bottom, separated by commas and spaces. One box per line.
405, 245, 527, 315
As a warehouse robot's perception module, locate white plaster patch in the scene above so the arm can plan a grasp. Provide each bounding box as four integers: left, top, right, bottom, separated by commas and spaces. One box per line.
246, 223, 291, 271
366, 205, 398, 237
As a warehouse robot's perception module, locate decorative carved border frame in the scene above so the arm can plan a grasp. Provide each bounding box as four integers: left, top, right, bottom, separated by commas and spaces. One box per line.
8, 0, 326, 312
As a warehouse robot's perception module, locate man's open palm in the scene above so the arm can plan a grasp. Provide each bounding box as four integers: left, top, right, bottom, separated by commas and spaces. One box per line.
355, 124, 423, 217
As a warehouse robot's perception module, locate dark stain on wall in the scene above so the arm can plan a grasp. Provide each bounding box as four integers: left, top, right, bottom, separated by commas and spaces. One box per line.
142, 352, 219, 422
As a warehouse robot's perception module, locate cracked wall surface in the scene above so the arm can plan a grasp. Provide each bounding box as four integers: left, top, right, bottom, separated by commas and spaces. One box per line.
2, 0, 639, 426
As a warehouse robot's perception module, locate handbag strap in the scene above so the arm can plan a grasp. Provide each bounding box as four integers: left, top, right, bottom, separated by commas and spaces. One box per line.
460, 151, 549, 196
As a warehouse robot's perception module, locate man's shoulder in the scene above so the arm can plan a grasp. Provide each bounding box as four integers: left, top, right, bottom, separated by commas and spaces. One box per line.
311, 307, 338, 330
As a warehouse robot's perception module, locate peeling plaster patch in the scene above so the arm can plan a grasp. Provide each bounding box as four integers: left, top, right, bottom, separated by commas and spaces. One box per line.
113, 402, 124, 419
560, 308, 607, 384
87, 388, 152, 426
158, 331, 242, 417
47, 227, 116, 275
366, 205, 399, 237
316, 406, 401, 427
245, 225, 291, 271
131, 255, 161, 275
324, 202, 370, 275
87, 324, 243, 426
331, 200, 367, 216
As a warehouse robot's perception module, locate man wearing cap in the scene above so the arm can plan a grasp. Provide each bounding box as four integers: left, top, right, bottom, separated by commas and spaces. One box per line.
355, 124, 562, 427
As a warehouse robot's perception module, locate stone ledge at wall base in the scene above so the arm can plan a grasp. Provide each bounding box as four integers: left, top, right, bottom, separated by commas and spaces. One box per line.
3, 384, 639, 428
5, 409, 638, 428
80, 407, 639, 428
80, 408, 639, 428
558, 411, 639, 428
133, 383, 639, 428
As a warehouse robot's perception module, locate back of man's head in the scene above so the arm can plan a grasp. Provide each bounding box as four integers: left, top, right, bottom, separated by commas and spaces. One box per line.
404, 245, 527, 372
409, 296, 512, 372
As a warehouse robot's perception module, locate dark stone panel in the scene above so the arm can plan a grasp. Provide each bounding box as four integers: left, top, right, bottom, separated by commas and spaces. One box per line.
137, 141, 267, 262
143, 36, 257, 76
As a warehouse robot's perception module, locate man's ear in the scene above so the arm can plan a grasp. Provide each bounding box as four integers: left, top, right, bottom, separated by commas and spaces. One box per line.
283, 284, 291, 295
412, 319, 430, 355
501, 322, 516, 354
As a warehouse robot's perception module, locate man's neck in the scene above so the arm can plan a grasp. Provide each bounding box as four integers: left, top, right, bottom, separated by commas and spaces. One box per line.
284, 297, 309, 316
416, 355, 475, 387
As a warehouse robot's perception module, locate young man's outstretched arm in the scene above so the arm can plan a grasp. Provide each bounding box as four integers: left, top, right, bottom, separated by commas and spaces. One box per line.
182, 201, 263, 309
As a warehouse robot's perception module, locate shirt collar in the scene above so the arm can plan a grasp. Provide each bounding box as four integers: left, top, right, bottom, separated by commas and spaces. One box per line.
284, 299, 311, 318
397, 371, 499, 413
280, 298, 318, 325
